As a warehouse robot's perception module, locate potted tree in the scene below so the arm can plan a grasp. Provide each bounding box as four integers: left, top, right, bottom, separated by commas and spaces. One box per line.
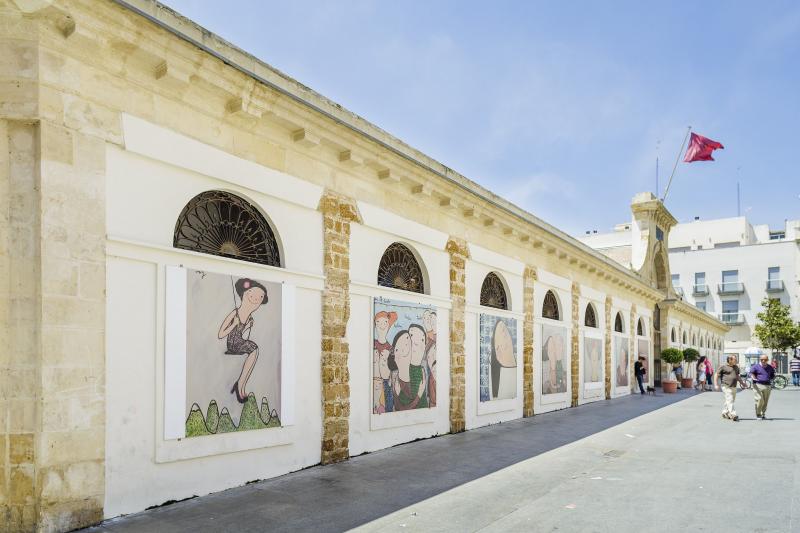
661, 348, 684, 393
682, 348, 700, 389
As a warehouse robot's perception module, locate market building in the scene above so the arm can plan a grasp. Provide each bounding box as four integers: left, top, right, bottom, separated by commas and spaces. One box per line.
0, 0, 728, 530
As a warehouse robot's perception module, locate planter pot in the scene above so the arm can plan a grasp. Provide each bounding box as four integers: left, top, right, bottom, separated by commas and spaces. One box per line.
681, 378, 695, 389
662, 380, 678, 393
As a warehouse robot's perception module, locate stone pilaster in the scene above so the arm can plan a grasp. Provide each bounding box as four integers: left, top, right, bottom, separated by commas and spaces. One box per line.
630, 305, 636, 392
446, 238, 468, 433
522, 266, 536, 417
570, 282, 580, 407
1, 121, 41, 532
318, 191, 361, 465
604, 297, 612, 399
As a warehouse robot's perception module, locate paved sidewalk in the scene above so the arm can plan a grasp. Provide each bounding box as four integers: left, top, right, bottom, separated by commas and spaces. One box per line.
86, 390, 697, 533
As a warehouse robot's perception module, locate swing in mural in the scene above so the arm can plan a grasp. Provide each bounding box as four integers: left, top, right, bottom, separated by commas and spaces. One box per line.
479, 314, 517, 402
541, 325, 567, 395
614, 336, 629, 388
373, 298, 436, 414
583, 336, 603, 384
184, 270, 283, 437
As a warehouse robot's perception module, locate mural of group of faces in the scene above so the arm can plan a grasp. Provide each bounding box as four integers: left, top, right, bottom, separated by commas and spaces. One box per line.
372, 298, 437, 414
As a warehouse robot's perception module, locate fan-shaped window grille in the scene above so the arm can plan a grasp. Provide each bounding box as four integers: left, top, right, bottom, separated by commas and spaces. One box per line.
173, 190, 281, 267
614, 312, 624, 333
584, 304, 597, 328
637, 318, 645, 336
480, 272, 508, 310
377, 242, 425, 294
542, 290, 560, 320
671, 328, 676, 342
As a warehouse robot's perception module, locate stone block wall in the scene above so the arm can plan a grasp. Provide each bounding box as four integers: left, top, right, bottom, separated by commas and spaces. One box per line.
522, 266, 536, 417
604, 297, 612, 399
446, 238, 468, 433
318, 191, 361, 464
570, 282, 580, 407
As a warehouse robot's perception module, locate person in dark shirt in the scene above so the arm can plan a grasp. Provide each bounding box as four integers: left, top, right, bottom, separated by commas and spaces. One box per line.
751, 355, 776, 420
714, 355, 745, 421
634, 356, 646, 395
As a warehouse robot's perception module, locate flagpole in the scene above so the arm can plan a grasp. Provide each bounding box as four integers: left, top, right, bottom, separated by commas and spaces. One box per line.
661, 126, 692, 203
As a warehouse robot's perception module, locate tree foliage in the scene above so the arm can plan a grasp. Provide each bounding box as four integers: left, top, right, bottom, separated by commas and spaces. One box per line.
683, 347, 700, 363
661, 348, 684, 365
754, 297, 800, 352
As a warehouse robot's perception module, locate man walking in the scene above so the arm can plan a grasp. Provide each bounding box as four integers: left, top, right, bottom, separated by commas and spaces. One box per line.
751, 355, 776, 420
634, 356, 647, 395
790, 354, 800, 387
714, 355, 745, 421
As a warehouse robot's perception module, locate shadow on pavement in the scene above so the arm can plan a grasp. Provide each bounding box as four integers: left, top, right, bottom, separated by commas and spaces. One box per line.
85, 390, 697, 533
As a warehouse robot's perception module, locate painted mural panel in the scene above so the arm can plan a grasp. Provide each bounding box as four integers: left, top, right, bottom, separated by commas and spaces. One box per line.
479, 314, 518, 402
373, 298, 436, 414
637, 338, 650, 377
614, 336, 629, 388
583, 336, 603, 384
185, 270, 282, 437
541, 325, 568, 395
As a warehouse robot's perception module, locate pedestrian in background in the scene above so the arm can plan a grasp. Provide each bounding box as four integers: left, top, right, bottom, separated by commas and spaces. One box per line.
714, 355, 745, 421
634, 356, 646, 395
705, 358, 714, 391
791, 354, 800, 387
673, 363, 684, 389
751, 355, 776, 420
696, 356, 707, 391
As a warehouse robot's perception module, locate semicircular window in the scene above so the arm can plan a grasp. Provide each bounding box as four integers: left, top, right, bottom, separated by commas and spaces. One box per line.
377, 242, 424, 294
584, 304, 597, 328
173, 190, 281, 267
542, 290, 560, 320
637, 317, 645, 336
480, 272, 508, 310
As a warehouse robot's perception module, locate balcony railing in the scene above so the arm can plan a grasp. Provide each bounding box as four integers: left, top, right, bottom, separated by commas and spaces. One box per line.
673, 286, 684, 297
692, 284, 709, 296
717, 282, 744, 295
766, 279, 785, 292
719, 312, 745, 325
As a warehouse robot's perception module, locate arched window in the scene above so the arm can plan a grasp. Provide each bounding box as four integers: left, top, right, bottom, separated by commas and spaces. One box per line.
480, 272, 508, 310
542, 290, 560, 320
584, 303, 597, 328
377, 242, 425, 294
671, 328, 676, 342
614, 312, 624, 333
637, 317, 645, 336
692, 334, 697, 346
682, 331, 687, 344
700, 337, 704, 348
174, 190, 281, 266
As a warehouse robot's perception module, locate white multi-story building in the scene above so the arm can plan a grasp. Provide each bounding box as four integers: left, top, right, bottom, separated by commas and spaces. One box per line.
581, 216, 800, 370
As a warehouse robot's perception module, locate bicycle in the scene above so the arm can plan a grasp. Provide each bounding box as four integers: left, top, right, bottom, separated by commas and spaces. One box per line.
738, 374, 787, 390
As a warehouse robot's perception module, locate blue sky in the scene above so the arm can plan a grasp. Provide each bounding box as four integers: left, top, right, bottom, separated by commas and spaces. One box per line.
165, 1, 800, 236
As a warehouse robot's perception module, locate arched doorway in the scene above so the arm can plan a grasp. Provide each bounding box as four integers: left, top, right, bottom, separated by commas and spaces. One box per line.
653, 304, 662, 385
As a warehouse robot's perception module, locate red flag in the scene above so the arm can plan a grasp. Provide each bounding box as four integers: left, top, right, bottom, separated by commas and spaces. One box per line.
683, 132, 724, 162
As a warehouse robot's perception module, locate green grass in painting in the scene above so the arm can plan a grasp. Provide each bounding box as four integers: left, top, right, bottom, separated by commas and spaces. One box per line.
185, 394, 281, 437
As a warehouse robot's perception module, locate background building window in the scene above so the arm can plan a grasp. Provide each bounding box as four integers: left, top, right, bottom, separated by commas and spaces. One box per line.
671, 274, 680, 287
173, 190, 282, 267
542, 290, 560, 320
480, 272, 508, 310
767, 266, 782, 291
696, 301, 706, 311
377, 242, 425, 293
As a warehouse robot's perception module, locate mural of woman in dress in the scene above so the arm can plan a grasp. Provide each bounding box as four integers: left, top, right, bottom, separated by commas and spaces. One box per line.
217, 278, 267, 403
